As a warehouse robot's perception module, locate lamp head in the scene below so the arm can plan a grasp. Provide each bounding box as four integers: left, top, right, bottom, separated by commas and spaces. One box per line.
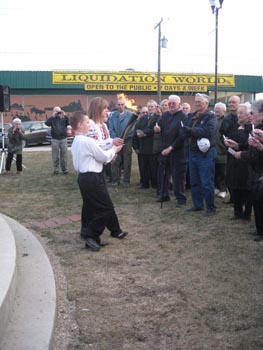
209, 0, 216, 13
219, 0, 224, 7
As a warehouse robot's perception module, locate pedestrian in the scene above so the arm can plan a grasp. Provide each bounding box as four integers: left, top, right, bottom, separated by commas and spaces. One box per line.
227, 100, 263, 240
154, 95, 188, 206
45, 106, 69, 175
214, 102, 228, 198
223, 103, 253, 221
183, 93, 217, 216
5, 117, 25, 174
220, 95, 240, 204
133, 106, 148, 186
108, 97, 134, 186
70, 111, 128, 251
135, 99, 159, 189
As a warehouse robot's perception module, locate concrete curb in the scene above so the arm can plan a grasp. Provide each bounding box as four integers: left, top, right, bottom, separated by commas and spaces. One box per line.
0, 215, 17, 342
0, 214, 56, 350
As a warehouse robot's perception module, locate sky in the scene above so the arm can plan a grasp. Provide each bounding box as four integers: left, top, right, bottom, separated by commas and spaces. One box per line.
0, 0, 263, 81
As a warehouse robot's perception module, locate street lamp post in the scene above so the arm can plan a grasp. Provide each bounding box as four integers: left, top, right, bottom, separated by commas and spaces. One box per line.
154, 18, 168, 105
209, 0, 224, 104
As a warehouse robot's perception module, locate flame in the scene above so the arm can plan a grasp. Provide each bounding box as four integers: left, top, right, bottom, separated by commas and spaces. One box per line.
117, 93, 138, 112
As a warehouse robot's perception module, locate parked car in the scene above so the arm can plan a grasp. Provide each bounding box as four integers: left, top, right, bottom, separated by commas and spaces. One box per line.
0, 123, 12, 148
21, 121, 51, 147
67, 125, 75, 146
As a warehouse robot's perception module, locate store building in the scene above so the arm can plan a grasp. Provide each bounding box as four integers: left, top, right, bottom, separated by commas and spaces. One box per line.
0, 71, 262, 122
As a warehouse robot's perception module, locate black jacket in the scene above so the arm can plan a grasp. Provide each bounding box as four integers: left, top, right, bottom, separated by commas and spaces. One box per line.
158, 109, 188, 161
45, 115, 69, 140
133, 114, 158, 155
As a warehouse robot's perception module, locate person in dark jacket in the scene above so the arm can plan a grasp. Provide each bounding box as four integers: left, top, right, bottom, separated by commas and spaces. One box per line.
214, 102, 228, 198
223, 103, 253, 221
182, 93, 217, 215
135, 100, 158, 189
45, 106, 69, 175
154, 95, 188, 206
133, 106, 148, 186
220, 95, 240, 204
227, 100, 263, 241
5, 117, 25, 174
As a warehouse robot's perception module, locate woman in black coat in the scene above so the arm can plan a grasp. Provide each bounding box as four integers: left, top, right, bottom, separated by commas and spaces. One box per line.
223, 103, 253, 221
231, 100, 263, 241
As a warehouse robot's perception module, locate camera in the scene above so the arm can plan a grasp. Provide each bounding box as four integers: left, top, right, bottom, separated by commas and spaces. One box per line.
56, 112, 62, 116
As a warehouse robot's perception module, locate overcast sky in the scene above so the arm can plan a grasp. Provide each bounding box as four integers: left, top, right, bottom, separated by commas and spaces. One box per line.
0, 0, 262, 80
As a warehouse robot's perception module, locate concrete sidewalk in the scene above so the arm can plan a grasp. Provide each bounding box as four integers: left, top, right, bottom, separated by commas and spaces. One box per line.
0, 214, 56, 350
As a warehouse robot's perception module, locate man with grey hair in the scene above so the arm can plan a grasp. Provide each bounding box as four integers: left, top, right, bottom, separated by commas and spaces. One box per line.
109, 97, 134, 186
182, 93, 217, 215
219, 95, 240, 204
154, 94, 188, 206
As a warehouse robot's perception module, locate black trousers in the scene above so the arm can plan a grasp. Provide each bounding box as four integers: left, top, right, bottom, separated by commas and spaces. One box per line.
215, 163, 227, 192
232, 188, 253, 220
253, 199, 263, 235
78, 171, 121, 240
140, 154, 156, 188
5, 152, 22, 171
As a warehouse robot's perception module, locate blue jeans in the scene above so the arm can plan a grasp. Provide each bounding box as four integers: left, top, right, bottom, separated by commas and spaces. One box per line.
189, 148, 217, 211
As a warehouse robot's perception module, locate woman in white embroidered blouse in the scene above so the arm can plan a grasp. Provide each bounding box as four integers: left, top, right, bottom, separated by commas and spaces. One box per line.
87, 96, 123, 150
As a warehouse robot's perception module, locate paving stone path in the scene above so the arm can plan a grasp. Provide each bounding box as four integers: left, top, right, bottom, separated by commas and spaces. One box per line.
23, 214, 81, 229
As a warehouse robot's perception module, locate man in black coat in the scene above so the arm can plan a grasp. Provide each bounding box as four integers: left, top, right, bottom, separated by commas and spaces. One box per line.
154, 95, 188, 206
135, 100, 158, 189
219, 95, 240, 203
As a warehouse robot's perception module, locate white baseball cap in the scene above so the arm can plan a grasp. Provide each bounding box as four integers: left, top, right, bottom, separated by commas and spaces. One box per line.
197, 138, 210, 153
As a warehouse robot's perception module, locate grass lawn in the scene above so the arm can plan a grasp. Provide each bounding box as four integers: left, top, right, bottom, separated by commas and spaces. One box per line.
1, 150, 263, 350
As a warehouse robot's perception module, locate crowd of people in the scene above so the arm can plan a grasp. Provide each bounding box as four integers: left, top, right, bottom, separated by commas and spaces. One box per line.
103, 93, 262, 243
4, 93, 263, 248
70, 93, 263, 248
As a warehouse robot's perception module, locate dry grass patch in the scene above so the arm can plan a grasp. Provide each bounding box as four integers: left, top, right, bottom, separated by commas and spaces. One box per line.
1, 150, 263, 350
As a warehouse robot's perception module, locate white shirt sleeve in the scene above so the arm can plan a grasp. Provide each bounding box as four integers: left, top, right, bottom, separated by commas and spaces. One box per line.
71, 135, 115, 173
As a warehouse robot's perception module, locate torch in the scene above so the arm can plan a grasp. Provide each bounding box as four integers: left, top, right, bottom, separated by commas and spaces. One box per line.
120, 113, 139, 140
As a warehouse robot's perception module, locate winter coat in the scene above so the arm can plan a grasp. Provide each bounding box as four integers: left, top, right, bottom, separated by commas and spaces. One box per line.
7, 126, 25, 154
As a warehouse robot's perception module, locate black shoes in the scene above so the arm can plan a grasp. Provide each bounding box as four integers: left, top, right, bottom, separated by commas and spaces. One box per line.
111, 231, 128, 239
156, 197, 170, 202
248, 232, 259, 236
176, 202, 186, 208
85, 238, 101, 251
254, 235, 263, 242
203, 210, 216, 217
186, 207, 203, 212
223, 200, 233, 205
81, 233, 109, 247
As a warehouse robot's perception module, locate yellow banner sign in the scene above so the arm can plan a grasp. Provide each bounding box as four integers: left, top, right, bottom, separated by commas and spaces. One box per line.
53, 72, 235, 92
83, 83, 208, 92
